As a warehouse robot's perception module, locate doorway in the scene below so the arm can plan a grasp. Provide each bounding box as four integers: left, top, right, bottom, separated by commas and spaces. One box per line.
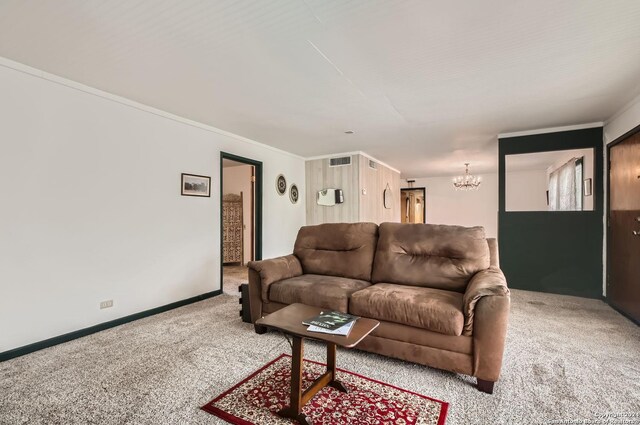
607, 125, 640, 324
401, 188, 426, 223
220, 152, 263, 297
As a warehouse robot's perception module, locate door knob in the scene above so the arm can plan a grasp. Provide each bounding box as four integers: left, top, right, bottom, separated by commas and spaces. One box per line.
634, 230, 640, 236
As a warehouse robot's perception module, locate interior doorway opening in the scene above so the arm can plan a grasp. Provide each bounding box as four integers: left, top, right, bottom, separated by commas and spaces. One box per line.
401, 187, 426, 223
220, 153, 263, 297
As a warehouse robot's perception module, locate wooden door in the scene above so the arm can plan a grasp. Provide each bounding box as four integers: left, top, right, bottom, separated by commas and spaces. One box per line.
608, 130, 640, 322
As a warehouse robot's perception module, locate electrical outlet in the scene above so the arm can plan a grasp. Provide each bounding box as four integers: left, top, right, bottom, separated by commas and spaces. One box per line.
100, 300, 113, 309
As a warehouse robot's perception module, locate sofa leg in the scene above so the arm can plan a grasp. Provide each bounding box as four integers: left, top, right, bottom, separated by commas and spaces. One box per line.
254, 324, 267, 335
476, 379, 495, 394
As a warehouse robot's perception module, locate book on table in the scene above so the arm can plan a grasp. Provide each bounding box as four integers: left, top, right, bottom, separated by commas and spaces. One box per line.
307, 320, 356, 336
303, 311, 358, 336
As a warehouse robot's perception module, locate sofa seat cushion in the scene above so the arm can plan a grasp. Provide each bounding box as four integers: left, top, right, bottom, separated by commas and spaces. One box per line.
269, 274, 371, 313
349, 283, 465, 336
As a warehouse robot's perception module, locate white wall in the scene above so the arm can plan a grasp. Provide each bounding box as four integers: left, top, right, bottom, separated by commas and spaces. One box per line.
0, 59, 306, 352
505, 169, 548, 211
223, 164, 253, 264
402, 173, 498, 238
605, 93, 640, 144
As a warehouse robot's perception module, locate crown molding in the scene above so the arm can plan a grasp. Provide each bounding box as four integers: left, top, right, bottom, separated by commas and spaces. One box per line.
0, 56, 305, 160
498, 122, 603, 139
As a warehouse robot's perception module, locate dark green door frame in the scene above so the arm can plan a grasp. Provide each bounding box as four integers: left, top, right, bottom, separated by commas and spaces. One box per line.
220, 152, 263, 287
498, 127, 604, 299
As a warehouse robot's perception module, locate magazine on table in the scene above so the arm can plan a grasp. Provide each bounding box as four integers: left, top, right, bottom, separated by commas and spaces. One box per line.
302, 310, 358, 331
307, 320, 356, 336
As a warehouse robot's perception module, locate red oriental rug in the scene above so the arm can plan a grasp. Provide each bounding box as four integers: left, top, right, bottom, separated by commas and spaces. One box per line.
201, 354, 448, 425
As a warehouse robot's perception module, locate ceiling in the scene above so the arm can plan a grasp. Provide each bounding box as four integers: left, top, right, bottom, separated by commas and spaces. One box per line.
1, 1, 639, 177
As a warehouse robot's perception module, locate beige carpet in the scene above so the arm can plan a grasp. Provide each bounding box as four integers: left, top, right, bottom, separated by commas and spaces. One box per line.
1, 289, 639, 424
222, 265, 247, 297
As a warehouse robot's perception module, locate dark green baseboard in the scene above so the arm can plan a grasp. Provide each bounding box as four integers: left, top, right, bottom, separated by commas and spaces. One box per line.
0, 289, 222, 362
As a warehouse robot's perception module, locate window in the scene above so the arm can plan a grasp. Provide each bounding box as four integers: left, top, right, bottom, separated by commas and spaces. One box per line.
548, 157, 583, 211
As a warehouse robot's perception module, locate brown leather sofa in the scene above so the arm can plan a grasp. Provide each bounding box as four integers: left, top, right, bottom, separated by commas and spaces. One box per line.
247, 222, 510, 393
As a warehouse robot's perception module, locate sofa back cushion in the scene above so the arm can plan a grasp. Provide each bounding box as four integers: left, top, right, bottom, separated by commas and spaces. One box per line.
293, 223, 378, 281
372, 223, 490, 292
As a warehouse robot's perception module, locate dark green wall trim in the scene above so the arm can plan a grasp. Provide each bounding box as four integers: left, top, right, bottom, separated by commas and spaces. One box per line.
499, 127, 604, 214
498, 127, 604, 299
0, 289, 222, 363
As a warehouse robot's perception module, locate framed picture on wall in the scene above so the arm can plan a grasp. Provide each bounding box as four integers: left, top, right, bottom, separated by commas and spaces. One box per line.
181, 173, 211, 197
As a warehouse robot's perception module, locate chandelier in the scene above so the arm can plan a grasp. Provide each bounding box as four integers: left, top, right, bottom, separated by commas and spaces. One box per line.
453, 163, 481, 190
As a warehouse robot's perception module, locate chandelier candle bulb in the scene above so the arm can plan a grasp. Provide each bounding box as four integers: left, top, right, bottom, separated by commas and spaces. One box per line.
453, 163, 482, 190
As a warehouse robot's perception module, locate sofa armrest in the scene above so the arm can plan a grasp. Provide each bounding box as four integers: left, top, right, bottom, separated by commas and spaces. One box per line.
462, 267, 509, 336
472, 290, 510, 382
463, 267, 510, 382
247, 254, 303, 304
487, 238, 499, 267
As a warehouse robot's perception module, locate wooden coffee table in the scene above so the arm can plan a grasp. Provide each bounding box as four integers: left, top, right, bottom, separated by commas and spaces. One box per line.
256, 303, 379, 425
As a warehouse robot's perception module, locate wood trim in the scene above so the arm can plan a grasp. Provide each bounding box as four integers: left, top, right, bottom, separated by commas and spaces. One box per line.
0, 289, 222, 362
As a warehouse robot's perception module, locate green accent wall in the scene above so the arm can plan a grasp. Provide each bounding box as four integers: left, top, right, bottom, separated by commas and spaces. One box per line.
498, 127, 604, 299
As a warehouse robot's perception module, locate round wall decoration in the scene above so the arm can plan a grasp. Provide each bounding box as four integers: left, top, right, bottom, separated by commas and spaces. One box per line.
275, 174, 287, 195
289, 183, 299, 204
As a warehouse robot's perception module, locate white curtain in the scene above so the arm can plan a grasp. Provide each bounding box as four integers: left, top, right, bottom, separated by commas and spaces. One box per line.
548, 159, 578, 211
